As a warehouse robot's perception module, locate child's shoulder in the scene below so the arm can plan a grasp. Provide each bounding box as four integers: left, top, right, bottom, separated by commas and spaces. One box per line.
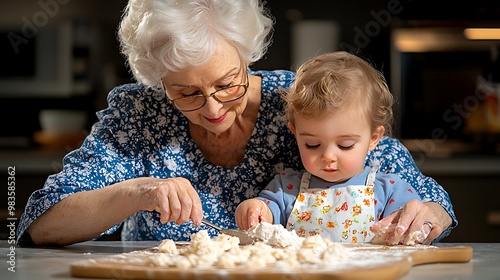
276, 168, 305, 179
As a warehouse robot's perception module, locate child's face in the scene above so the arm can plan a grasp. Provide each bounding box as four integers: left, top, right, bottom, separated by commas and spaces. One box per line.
289, 108, 383, 183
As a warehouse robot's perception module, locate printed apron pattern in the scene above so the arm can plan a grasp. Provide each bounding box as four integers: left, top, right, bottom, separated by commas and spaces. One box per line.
286, 166, 378, 243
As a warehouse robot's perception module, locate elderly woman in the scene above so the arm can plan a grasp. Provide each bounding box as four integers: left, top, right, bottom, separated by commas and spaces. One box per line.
17, 0, 455, 246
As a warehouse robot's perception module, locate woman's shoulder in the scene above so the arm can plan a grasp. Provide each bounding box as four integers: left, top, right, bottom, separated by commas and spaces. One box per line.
106, 83, 162, 104
373, 136, 405, 151
96, 83, 181, 138
367, 136, 423, 181
99, 83, 172, 117
367, 137, 411, 162
251, 69, 295, 111
250, 69, 296, 90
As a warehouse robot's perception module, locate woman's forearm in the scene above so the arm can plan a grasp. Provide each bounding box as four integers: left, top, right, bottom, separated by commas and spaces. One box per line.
27, 180, 141, 246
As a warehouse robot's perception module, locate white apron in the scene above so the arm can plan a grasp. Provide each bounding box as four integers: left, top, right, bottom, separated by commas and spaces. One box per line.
286, 167, 378, 243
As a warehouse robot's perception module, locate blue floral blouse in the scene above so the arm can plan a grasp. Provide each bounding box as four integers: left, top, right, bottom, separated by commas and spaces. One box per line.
17, 69, 457, 245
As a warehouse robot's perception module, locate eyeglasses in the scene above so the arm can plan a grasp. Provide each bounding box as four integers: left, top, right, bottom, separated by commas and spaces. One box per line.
163, 71, 249, 112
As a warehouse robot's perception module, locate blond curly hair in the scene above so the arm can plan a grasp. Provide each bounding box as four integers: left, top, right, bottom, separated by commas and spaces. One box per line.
283, 51, 394, 136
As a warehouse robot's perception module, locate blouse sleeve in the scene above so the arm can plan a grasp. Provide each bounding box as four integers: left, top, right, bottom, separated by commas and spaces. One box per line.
366, 136, 458, 242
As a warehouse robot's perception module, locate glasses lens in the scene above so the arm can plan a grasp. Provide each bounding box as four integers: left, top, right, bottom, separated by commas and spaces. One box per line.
214, 85, 247, 101
173, 95, 206, 111
168, 73, 248, 111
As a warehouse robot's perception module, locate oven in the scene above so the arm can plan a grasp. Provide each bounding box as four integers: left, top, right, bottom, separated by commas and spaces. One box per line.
390, 26, 500, 157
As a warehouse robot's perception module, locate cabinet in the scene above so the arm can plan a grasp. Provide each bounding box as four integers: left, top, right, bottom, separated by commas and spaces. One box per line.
417, 156, 500, 243
435, 176, 500, 243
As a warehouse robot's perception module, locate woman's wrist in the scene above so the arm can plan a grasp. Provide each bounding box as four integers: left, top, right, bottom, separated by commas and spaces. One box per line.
114, 177, 155, 212
425, 202, 452, 230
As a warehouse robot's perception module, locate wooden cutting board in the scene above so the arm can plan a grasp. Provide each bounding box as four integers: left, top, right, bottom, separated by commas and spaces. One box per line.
70, 244, 472, 280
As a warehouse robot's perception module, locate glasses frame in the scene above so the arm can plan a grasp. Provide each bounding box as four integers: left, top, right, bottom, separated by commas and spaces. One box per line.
162, 70, 249, 112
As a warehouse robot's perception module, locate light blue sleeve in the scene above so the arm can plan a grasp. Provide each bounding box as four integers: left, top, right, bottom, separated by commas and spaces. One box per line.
256, 168, 303, 226
374, 173, 422, 221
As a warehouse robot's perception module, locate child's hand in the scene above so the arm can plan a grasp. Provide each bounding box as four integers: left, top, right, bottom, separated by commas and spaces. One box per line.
235, 199, 272, 230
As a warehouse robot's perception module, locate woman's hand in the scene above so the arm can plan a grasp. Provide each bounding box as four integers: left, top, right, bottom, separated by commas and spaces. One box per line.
235, 199, 272, 230
370, 200, 452, 245
133, 177, 203, 226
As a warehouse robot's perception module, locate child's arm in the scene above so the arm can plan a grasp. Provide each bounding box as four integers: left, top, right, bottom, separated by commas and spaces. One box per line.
378, 174, 422, 218
235, 168, 303, 229
372, 173, 426, 245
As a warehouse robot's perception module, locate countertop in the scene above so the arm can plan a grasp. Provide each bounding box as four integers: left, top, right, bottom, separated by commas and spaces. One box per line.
1, 241, 499, 280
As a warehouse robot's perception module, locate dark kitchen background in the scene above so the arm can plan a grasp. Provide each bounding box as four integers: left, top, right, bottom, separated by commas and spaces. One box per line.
1, 0, 499, 242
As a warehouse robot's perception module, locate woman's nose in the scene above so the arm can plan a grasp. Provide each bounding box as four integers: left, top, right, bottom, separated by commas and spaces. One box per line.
202, 91, 223, 112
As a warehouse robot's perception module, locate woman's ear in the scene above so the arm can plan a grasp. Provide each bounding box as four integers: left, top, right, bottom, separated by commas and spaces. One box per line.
288, 121, 296, 136
369, 125, 385, 151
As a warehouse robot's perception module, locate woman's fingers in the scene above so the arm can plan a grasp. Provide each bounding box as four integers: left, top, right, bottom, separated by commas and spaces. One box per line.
394, 200, 422, 243
370, 210, 399, 233
371, 200, 446, 245
188, 187, 203, 227
164, 186, 181, 223
137, 177, 202, 226
173, 184, 203, 225
396, 200, 443, 245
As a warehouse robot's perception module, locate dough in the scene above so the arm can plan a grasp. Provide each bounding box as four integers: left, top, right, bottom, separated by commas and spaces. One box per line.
153, 222, 349, 269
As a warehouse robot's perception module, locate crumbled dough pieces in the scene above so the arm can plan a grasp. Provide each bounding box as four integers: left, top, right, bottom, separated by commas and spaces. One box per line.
152, 223, 349, 269
248, 222, 304, 249
157, 239, 178, 254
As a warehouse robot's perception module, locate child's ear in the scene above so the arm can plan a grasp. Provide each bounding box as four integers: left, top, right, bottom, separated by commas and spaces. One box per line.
288, 121, 296, 135
369, 125, 385, 151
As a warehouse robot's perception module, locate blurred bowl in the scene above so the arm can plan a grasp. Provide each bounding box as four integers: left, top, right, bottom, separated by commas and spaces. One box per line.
39, 110, 88, 134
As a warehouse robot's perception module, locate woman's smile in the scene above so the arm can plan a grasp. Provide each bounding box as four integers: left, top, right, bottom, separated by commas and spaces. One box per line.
205, 112, 227, 123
